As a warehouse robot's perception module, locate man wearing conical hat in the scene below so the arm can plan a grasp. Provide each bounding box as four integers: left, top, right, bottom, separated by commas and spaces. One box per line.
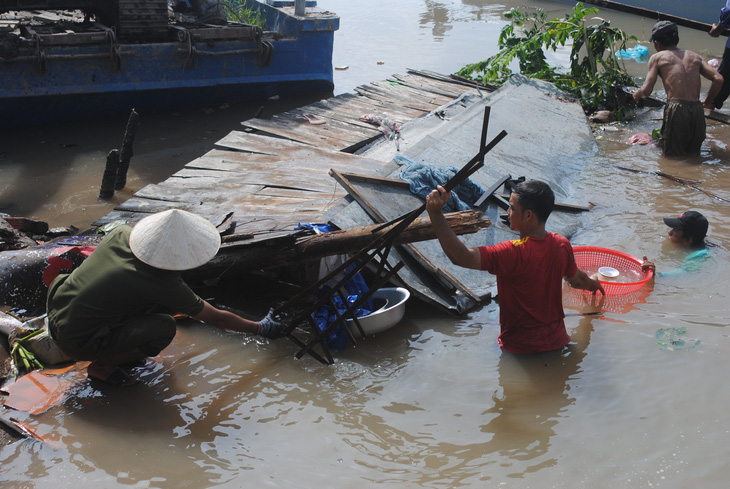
46, 209, 283, 385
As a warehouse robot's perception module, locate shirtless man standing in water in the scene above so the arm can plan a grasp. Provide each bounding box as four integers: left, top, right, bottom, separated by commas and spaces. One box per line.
633, 20, 723, 156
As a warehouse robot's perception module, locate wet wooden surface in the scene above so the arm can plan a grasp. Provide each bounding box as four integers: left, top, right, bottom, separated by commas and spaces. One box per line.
92, 70, 486, 245
327, 75, 598, 313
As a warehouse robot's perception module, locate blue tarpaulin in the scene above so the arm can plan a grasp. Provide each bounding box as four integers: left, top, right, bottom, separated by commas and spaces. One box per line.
394, 154, 485, 212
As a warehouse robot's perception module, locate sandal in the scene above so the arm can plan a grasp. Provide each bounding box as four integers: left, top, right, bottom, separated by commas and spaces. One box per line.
302, 113, 326, 125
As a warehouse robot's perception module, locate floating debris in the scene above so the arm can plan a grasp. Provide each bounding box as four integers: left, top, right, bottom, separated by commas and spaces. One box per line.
656, 327, 701, 351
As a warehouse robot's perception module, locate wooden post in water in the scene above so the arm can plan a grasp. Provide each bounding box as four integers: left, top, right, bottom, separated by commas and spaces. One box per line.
99, 149, 119, 199
115, 109, 140, 191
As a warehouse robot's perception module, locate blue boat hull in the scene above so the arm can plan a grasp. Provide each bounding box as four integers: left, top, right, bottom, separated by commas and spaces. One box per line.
606, 0, 719, 25
569, 0, 721, 25
0, 1, 339, 126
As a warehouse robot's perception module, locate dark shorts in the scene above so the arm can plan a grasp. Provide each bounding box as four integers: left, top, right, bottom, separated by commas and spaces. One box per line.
661, 99, 706, 156
49, 313, 177, 361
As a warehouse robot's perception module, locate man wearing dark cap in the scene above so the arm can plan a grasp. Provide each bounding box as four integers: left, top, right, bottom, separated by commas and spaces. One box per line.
634, 21, 724, 155
663, 210, 709, 246
642, 211, 710, 276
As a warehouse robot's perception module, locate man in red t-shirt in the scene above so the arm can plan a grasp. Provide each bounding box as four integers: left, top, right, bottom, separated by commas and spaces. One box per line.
426, 179, 604, 353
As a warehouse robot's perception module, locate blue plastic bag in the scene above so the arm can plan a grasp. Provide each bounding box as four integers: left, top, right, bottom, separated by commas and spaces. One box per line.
615, 45, 649, 60
311, 265, 375, 353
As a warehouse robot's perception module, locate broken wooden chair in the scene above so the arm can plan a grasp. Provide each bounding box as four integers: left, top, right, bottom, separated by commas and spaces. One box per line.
276, 107, 507, 365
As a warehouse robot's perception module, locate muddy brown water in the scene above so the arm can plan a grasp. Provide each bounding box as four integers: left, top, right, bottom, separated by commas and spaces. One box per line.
2, 0, 730, 487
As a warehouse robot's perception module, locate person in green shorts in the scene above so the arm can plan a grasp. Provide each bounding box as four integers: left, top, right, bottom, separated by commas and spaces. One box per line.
642, 210, 710, 276
46, 209, 283, 385
633, 21, 723, 156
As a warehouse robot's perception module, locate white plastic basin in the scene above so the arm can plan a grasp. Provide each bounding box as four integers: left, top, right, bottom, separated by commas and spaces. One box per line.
346, 287, 410, 336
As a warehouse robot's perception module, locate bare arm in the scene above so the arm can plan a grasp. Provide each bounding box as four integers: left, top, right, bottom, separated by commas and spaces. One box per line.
193, 301, 261, 334
566, 269, 605, 295
425, 185, 482, 270
700, 59, 724, 109
634, 54, 660, 101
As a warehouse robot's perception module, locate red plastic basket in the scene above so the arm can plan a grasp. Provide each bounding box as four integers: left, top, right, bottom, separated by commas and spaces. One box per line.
572, 246, 653, 296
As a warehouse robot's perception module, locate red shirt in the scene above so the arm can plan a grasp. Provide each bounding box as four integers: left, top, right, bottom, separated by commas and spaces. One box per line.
479, 232, 578, 354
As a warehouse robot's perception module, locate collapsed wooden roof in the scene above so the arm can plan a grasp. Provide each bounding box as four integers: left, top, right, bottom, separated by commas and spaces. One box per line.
93, 71, 596, 314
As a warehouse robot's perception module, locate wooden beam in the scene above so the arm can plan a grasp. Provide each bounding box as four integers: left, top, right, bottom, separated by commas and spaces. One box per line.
581, 0, 728, 35
184, 210, 490, 280
622, 87, 730, 125
475, 175, 511, 210
498, 194, 592, 213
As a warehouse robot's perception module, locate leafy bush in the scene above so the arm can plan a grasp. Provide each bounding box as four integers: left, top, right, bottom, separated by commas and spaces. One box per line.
225, 0, 268, 28
458, 3, 637, 118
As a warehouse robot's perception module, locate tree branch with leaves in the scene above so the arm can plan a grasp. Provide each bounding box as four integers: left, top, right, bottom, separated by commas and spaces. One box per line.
458, 3, 637, 118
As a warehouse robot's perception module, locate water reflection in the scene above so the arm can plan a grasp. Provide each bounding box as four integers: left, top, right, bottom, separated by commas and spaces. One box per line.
477, 316, 595, 474
420, 1, 453, 39
419, 0, 507, 39
563, 282, 653, 315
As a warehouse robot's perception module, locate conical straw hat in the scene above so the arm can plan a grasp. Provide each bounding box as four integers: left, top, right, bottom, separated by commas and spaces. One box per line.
129, 209, 221, 271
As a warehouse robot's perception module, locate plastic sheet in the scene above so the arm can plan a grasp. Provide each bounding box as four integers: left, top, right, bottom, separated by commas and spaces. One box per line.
615, 45, 649, 60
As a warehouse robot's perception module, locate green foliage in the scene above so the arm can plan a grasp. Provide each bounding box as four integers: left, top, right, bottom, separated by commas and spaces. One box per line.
458, 3, 637, 117
225, 0, 268, 28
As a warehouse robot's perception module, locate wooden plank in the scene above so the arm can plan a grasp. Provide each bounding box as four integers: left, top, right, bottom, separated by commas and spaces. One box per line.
407, 68, 499, 92
239, 115, 375, 151
581, 0, 727, 34
257, 186, 343, 199
369, 80, 454, 106
331, 171, 411, 189
621, 86, 730, 125
271, 110, 382, 142
274, 97, 386, 133
708, 110, 730, 125
214, 131, 315, 155
329, 169, 481, 303
475, 175, 511, 210
168, 168, 343, 194
210, 133, 390, 173
358, 82, 449, 110
389, 73, 471, 99
355, 84, 438, 113
238, 117, 342, 149
194, 210, 489, 280
497, 194, 591, 212
354, 87, 432, 113
246, 99, 400, 148
415, 71, 491, 93
115, 198, 188, 213
322, 92, 426, 121
140, 181, 265, 200
329, 170, 394, 225
298, 105, 384, 133
134, 184, 195, 202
